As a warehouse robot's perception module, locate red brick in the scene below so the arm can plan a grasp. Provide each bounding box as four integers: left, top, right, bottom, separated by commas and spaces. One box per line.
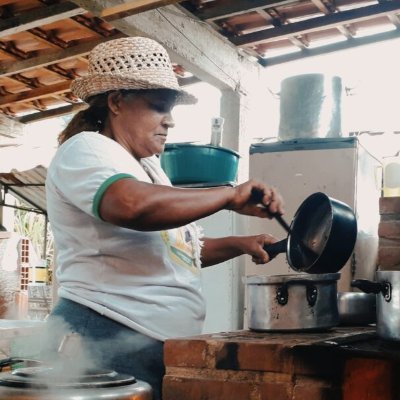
379, 220, 400, 239
378, 246, 400, 268
380, 197, 400, 215
215, 341, 286, 372
164, 339, 207, 368
342, 358, 394, 400
259, 381, 293, 400
163, 376, 257, 400
293, 377, 341, 400
379, 237, 400, 247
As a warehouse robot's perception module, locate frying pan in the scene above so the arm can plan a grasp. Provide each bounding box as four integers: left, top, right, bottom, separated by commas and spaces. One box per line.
263, 192, 357, 274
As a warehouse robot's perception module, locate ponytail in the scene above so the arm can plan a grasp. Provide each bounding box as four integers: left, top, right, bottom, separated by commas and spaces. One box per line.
58, 93, 109, 145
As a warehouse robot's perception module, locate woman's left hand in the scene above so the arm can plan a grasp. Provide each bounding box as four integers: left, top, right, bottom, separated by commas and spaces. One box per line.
201, 233, 278, 267
242, 233, 278, 265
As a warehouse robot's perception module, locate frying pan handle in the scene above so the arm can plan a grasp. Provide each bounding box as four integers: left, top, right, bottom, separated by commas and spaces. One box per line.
263, 239, 287, 259
273, 214, 291, 233
250, 188, 291, 233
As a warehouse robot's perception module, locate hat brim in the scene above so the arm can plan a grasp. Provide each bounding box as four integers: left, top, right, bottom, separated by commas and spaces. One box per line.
71, 74, 197, 105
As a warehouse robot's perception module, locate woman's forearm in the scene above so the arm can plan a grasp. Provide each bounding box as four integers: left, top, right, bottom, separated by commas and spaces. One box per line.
200, 237, 245, 267
201, 233, 277, 267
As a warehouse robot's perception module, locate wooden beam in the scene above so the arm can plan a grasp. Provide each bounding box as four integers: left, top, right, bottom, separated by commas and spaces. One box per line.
0, 81, 71, 108
18, 103, 88, 124
310, 0, 335, 14
0, 34, 126, 78
260, 27, 400, 66
70, 2, 259, 91
100, 0, 182, 21
186, 0, 297, 21
232, 1, 400, 46
0, 2, 86, 38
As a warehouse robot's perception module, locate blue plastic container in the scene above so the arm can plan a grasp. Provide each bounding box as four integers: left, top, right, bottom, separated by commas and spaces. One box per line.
160, 143, 240, 185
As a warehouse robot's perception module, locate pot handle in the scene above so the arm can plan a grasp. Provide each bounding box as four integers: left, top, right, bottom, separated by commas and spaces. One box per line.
351, 279, 392, 301
351, 279, 385, 294
264, 239, 287, 259
276, 279, 318, 307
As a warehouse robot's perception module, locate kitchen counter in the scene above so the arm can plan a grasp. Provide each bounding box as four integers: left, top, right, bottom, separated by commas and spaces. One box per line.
163, 326, 397, 400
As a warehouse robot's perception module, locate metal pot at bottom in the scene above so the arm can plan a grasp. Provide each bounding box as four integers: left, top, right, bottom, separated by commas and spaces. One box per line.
0, 366, 153, 399
352, 271, 400, 341
245, 273, 340, 331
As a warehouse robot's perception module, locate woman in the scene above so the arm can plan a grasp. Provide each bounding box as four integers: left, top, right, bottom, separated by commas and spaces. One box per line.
44, 36, 284, 399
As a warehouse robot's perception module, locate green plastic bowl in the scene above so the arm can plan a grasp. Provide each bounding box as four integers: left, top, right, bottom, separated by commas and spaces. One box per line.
160, 143, 240, 185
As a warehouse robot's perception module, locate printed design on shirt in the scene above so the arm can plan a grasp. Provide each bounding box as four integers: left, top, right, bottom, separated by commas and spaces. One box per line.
160, 227, 199, 274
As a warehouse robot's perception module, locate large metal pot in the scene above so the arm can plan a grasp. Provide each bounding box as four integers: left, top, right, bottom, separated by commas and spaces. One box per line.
278, 73, 343, 140
0, 366, 153, 399
263, 192, 357, 274
245, 273, 340, 331
352, 271, 400, 341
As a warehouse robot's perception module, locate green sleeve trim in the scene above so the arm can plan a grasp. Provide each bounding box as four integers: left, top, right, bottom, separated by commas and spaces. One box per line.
92, 173, 136, 219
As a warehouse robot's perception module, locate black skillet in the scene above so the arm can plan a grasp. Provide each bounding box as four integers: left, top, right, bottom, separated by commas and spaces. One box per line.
260, 192, 358, 274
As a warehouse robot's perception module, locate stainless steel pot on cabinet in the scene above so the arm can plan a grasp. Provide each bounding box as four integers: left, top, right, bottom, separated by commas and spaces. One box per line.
245, 273, 340, 331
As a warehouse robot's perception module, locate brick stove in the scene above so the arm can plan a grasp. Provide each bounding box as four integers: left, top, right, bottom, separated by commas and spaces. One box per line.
378, 197, 400, 270
163, 197, 400, 400
163, 327, 399, 400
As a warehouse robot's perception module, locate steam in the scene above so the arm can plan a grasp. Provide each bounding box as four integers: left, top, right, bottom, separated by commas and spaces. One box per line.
36, 315, 154, 386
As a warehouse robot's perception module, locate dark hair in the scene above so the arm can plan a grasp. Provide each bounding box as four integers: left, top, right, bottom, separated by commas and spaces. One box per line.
58, 93, 110, 145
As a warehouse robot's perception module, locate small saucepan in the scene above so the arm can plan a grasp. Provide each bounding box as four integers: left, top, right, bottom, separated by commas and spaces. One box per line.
263, 192, 358, 274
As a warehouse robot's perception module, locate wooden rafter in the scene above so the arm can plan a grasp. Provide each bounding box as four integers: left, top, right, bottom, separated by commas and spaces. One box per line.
0, 34, 125, 78
0, 40, 31, 59
310, 0, 355, 39
186, 0, 297, 21
231, 1, 400, 46
17, 102, 87, 123
71, 14, 116, 36
0, 81, 71, 108
0, 2, 86, 38
310, 0, 335, 14
27, 27, 71, 49
71, 0, 183, 21
99, 0, 183, 21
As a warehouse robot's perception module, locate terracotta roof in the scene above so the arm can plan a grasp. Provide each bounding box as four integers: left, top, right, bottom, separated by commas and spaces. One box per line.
0, 0, 399, 122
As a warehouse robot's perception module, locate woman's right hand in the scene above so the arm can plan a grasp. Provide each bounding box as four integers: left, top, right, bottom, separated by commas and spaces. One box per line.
226, 179, 284, 218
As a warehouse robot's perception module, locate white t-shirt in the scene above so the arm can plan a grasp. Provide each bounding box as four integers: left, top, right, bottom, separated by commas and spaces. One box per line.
46, 131, 206, 341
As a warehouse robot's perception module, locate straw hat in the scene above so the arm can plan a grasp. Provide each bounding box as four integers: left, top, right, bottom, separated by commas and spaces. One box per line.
71, 36, 197, 105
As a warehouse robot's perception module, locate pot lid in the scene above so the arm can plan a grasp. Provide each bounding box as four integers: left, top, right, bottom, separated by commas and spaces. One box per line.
245, 273, 340, 285
0, 367, 136, 389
